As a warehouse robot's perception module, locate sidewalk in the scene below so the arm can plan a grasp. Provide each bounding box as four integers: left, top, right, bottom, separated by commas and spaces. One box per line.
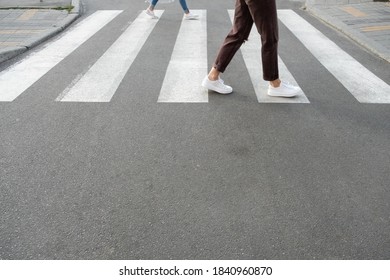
0, 0, 81, 64
306, 1, 390, 62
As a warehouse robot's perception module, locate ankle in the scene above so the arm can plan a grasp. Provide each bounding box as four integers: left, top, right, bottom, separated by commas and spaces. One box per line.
208, 68, 220, 81
270, 79, 281, 88
208, 75, 219, 81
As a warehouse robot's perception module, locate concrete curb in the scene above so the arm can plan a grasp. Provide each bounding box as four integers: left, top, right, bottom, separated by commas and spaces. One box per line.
0, 46, 27, 64
0, 0, 80, 10
0, 0, 81, 64
305, 3, 390, 63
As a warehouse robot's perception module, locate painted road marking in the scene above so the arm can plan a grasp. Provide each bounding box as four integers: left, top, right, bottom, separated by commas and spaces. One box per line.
59, 10, 163, 102
228, 10, 309, 103
0, 10, 123, 102
157, 10, 208, 103
278, 9, 390, 104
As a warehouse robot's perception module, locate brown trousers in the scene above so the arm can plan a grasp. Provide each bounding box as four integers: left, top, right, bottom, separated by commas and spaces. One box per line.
213, 0, 279, 81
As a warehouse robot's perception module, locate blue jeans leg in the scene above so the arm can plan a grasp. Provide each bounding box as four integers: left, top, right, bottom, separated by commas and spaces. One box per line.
150, 0, 189, 13
179, 0, 189, 13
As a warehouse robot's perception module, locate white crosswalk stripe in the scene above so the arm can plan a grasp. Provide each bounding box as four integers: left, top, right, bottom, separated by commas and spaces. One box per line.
157, 10, 208, 103
0, 10, 123, 102
0, 9, 388, 105
228, 10, 310, 104
58, 10, 164, 102
278, 9, 390, 104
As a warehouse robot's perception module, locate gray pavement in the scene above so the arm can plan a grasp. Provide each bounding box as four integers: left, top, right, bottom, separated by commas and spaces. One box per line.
0, 0, 80, 63
0, 0, 389, 64
306, 1, 390, 62
0, 0, 389, 261
1, 0, 388, 65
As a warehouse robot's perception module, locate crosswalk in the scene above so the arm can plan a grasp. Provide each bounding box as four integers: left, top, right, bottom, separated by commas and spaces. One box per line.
228, 10, 310, 104
157, 10, 208, 103
59, 10, 163, 102
0, 9, 389, 104
278, 10, 390, 104
0, 10, 123, 102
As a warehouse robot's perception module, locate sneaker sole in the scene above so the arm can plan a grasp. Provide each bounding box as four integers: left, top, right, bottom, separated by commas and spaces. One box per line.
202, 81, 233, 95
267, 89, 300, 98
267, 92, 298, 98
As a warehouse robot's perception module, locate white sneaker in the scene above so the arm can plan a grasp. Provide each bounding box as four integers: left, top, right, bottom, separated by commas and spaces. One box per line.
146, 9, 158, 19
267, 81, 301, 97
202, 76, 233, 94
184, 13, 199, 20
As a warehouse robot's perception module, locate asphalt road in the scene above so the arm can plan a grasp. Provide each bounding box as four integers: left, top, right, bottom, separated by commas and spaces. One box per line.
0, 0, 389, 259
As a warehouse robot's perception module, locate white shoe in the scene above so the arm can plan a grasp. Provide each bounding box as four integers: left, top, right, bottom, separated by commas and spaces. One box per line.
146, 9, 158, 19
267, 81, 301, 97
184, 13, 199, 20
202, 76, 233, 94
